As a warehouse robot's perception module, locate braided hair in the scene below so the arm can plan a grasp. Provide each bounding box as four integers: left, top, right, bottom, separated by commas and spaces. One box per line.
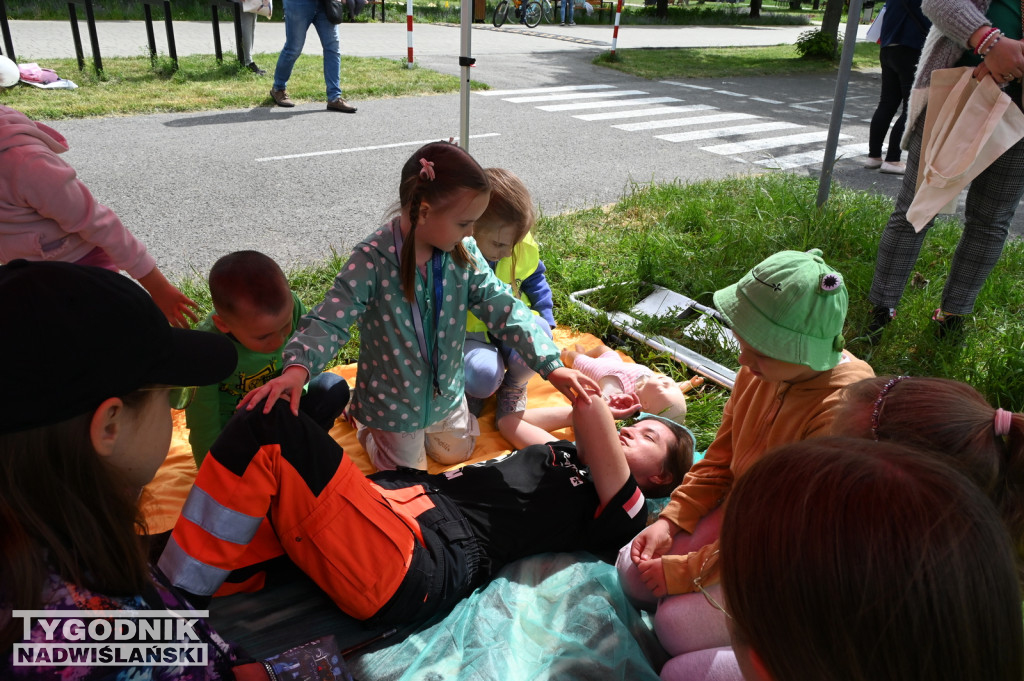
397, 141, 490, 302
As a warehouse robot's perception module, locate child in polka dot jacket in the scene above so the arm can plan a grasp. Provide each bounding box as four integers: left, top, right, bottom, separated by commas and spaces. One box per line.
240, 141, 597, 471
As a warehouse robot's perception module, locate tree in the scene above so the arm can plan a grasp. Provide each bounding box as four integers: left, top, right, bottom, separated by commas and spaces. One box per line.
819, 0, 845, 58
750, 0, 762, 18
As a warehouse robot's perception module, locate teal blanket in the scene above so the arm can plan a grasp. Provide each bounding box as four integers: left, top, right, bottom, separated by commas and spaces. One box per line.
348, 552, 665, 680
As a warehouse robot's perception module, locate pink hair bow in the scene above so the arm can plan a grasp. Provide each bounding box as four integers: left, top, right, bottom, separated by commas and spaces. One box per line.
419, 158, 436, 181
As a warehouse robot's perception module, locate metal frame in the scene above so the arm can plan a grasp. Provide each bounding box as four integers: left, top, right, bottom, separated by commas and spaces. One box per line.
569, 283, 738, 389
142, 0, 179, 70
0, 0, 15, 60
210, 0, 245, 65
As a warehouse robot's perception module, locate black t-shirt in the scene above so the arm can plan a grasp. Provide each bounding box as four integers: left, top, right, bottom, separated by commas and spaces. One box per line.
428, 441, 648, 570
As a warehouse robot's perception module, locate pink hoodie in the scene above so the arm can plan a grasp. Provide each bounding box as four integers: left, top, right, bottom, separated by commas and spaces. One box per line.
0, 105, 155, 278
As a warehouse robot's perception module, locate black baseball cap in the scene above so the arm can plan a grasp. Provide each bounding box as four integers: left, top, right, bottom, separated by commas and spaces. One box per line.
0, 259, 237, 435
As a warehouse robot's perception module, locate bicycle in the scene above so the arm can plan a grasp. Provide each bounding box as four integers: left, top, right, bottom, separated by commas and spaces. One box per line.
533, 0, 555, 23
493, 0, 542, 28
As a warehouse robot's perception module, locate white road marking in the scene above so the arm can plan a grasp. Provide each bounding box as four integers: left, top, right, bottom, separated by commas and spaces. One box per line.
661, 81, 713, 90
573, 105, 713, 121
753, 143, 871, 170
614, 112, 758, 131
476, 84, 614, 96
255, 134, 500, 162
538, 97, 682, 111
702, 130, 843, 154
656, 121, 802, 142
505, 90, 648, 103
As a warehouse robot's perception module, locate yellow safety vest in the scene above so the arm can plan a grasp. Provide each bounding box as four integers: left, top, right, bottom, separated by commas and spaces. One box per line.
466, 232, 541, 334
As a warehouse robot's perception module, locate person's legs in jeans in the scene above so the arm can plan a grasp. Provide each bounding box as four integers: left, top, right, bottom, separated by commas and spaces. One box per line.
273, 0, 316, 92
883, 46, 920, 163
299, 371, 351, 430
940, 138, 1024, 314
312, 10, 342, 101
867, 45, 904, 160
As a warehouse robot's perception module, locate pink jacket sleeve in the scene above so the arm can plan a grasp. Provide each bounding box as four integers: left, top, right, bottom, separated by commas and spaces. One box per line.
14, 148, 155, 279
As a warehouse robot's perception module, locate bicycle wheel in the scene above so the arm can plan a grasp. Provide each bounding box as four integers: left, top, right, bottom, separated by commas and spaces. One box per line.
541, 0, 554, 23
493, 0, 510, 26
523, 0, 542, 27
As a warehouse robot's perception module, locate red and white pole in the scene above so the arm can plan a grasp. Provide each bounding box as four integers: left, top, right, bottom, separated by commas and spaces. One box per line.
610, 0, 624, 57
406, 0, 414, 67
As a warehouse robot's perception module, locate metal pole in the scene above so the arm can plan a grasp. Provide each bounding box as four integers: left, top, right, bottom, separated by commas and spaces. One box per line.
459, 0, 473, 151
610, 0, 624, 57
815, 0, 863, 207
406, 0, 414, 68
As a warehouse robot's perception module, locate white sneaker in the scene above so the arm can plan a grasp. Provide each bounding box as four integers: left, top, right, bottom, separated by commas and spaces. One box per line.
863, 156, 882, 169
880, 161, 906, 175
568, 20, 576, 25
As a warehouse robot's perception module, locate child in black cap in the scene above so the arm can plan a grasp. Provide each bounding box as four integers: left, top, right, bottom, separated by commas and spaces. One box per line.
0, 259, 247, 679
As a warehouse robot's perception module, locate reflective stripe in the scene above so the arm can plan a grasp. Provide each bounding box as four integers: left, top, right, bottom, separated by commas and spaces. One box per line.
157, 537, 231, 597
181, 486, 263, 545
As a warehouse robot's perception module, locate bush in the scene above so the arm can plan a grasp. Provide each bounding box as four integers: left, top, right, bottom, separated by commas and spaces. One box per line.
795, 28, 842, 59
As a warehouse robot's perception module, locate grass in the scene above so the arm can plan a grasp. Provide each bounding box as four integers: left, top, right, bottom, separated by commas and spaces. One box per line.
534, 175, 1024, 413
0, 53, 479, 119
173, 174, 1024, 447
595, 40, 881, 78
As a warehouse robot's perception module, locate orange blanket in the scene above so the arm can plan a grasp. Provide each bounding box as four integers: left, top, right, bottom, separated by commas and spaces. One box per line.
139, 329, 611, 535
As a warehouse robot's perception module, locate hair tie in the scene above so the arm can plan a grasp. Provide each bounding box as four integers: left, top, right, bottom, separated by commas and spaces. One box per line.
418, 158, 436, 182
994, 408, 1013, 438
871, 376, 907, 441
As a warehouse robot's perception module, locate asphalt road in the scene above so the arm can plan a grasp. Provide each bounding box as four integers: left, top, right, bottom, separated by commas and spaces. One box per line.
5, 20, 1004, 279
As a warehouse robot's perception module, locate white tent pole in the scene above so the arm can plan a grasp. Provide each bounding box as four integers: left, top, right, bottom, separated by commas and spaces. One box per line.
406, 0, 414, 68
459, 0, 474, 151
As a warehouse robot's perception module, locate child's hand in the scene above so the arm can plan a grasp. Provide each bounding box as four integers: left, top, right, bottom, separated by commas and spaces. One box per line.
154, 287, 200, 328
630, 517, 679, 564
636, 557, 668, 598
606, 392, 641, 419
547, 367, 599, 405
238, 365, 308, 416
137, 266, 200, 328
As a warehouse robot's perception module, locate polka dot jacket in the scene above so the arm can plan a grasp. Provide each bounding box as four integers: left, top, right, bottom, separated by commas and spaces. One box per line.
282, 219, 563, 432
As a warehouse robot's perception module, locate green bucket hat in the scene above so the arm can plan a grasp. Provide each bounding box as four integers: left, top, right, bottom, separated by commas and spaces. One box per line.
712, 248, 847, 371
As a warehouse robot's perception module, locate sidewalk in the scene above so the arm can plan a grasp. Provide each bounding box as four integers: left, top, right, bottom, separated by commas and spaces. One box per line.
8, 18, 830, 61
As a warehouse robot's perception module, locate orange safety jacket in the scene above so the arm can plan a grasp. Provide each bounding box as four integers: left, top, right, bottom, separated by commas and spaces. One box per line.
159, 409, 439, 621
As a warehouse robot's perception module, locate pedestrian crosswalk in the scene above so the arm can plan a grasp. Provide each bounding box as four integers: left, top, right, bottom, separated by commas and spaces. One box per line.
475, 84, 870, 170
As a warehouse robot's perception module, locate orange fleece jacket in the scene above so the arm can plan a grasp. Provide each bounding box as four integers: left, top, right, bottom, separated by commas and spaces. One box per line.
659, 351, 874, 594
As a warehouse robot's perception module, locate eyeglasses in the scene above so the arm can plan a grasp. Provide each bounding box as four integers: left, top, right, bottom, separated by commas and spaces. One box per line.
693, 549, 732, 619
138, 386, 197, 411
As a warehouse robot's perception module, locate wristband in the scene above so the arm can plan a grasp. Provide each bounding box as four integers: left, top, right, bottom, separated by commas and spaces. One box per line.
974, 26, 1000, 54
981, 34, 1003, 58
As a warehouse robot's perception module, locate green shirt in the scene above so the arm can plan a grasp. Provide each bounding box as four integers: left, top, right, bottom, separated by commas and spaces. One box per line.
186, 291, 306, 465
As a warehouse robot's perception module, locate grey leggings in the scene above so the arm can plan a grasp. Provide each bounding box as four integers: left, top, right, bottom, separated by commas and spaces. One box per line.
869, 116, 1024, 315
240, 10, 257, 64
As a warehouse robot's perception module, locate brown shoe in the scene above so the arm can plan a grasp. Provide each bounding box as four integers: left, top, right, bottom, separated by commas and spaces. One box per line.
270, 89, 294, 108
326, 98, 357, 113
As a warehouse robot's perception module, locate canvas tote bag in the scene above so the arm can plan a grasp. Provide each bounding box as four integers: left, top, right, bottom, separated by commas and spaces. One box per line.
907, 66, 1024, 230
